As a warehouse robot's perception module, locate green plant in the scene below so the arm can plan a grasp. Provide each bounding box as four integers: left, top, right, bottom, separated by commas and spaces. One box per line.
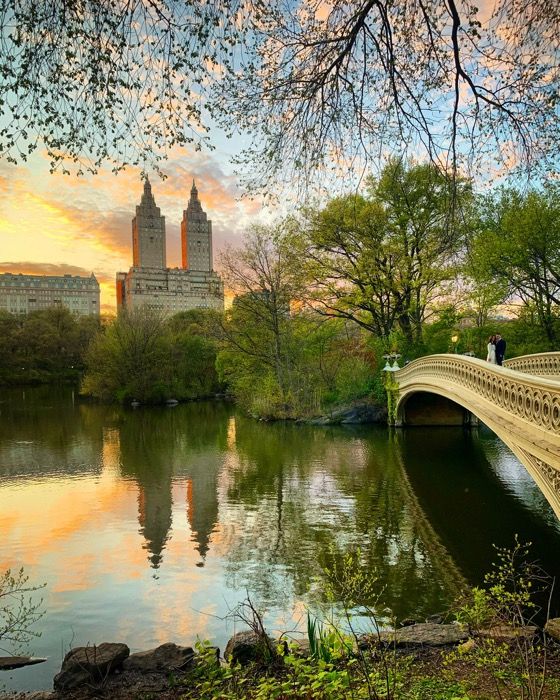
321, 547, 406, 700
0, 567, 45, 655
307, 612, 351, 664
449, 538, 553, 700
406, 677, 471, 699
454, 586, 493, 629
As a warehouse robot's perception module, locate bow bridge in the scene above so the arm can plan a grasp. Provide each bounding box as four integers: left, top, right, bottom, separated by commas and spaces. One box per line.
386, 352, 560, 519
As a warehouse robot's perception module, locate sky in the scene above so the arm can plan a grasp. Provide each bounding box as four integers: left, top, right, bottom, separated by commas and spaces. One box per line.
0, 139, 265, 313
0, 0, 542, 315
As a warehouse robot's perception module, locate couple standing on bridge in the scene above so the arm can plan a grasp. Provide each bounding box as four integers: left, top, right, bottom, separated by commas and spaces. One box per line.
487, 334, 506, 366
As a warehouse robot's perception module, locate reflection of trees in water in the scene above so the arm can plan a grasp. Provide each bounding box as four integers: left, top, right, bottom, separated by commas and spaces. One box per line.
221, 418, 466, 622
401, 427, 560, 608
117, 402, 231, 569
0, 386, 104, 478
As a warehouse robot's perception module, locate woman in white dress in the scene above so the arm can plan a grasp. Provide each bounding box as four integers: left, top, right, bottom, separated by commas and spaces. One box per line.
487, 335, 497, 364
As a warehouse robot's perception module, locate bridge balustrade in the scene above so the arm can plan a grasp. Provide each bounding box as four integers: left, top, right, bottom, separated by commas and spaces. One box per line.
388, 354, 560, 519
504, 351, 560, 380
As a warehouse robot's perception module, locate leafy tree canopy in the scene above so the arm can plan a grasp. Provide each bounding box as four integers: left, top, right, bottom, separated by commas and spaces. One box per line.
469, 185, 560, 344
0, 1, 558, 188
292, 160, 471, 343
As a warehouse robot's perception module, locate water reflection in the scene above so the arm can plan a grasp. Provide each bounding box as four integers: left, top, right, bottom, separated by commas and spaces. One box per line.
1, 387, 559, 692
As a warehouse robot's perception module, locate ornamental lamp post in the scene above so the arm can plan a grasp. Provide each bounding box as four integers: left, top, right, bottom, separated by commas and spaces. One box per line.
382, 352, 401, 372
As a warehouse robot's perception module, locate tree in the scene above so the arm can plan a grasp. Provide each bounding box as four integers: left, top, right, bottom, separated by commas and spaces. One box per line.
0, 1, 558, 187
0, 568, 45, 655
0, 0, 241, 174
217, 223, 379, 417
81, 306, 222, 402
293, 160, 469, 345
82, 306, 171, 402
0, 307, 100, 384
218, 224, 301, 402
470, 186, 560, 345
166, 309, 223, 398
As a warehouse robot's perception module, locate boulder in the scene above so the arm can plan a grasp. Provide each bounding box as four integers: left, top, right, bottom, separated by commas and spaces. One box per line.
371, 623, 468, 648
545, 618, 560, 642
399, 618, 417, 628
224, 631, 276, 665
53, 642, 129, 691
284, 638, 310, 657
477, 625, 538, 642
337, 403, 387, 424
457, 638, 477, 654
425, 614, 444, 625
305, 402, 387, 426
0, 656, 47, 670
123, 643, 195, 673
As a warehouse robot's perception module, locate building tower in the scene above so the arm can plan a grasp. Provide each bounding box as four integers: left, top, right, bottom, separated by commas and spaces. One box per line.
132, 177, 166, 269
181, 180, 213, 271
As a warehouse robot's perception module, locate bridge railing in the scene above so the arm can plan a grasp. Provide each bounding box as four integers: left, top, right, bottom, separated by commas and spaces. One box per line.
504, 352, 560, 379
394, 354, 560, 434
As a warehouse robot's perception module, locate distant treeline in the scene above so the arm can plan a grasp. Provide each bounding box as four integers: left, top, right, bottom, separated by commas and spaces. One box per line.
0, 308, 99, 385
3, 162, 560, 418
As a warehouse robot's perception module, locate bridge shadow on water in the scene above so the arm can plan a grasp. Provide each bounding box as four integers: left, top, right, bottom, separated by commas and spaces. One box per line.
397, 425, 560, 619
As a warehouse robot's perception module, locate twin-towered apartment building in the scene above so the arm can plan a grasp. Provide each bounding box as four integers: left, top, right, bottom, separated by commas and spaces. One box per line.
116, 178, 224, 314
0, 178, 224, 318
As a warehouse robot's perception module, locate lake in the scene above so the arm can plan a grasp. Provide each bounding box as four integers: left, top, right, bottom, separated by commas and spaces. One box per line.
1, 386, 559, 691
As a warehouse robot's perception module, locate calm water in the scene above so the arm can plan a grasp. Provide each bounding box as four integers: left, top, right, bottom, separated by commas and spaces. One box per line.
1, 386, 560, 691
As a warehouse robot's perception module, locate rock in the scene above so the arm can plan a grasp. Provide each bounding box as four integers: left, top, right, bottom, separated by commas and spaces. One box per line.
545, 618, 560, 642
166, 399, 179, 406
53, 642, 129, 691
338, 403, 387, 424
224, 631, 276, 665
399, 618, 417, 628
373, 623, 468, 648
123, 643, 195, 673
285, 638, 310, 656
457, 638, 477, 654
130, 400, 140, 408
305, 402, 387, 426
306, 416, 331, 426
477, 625, 538, 642
425, 614, 444, 625
0, 656, 47, 670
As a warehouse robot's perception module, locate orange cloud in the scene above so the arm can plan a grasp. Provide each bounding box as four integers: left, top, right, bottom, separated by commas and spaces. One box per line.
0, 261, 111, 284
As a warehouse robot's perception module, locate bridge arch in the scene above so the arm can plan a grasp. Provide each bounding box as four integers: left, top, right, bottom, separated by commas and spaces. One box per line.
389, 354, 560, 519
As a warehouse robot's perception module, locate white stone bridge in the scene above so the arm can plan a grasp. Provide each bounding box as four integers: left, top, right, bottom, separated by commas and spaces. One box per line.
388, 352, 560, 519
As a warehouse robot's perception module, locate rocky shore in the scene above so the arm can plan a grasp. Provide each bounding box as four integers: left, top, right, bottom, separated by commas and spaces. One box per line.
2, 617, 559, 699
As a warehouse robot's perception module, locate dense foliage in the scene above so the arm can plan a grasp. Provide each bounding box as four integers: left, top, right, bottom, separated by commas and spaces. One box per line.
293, 161, 470, 343
0, 307, 99, 385
81, 307, 222, 403
217, 224, 384, 419
6, 165, 560, 418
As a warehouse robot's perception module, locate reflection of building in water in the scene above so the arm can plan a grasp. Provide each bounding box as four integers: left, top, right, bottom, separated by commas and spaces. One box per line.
137, 479, 173, 569
117, 403, 230, 569
117, 414, 175, 570
185, 457, 220, 564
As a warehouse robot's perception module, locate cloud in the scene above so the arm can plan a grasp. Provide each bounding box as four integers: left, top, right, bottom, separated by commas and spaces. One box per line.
0, 261, 112, 285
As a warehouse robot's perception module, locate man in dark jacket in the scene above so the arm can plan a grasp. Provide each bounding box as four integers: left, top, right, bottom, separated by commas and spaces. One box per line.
495, 334, 506, 366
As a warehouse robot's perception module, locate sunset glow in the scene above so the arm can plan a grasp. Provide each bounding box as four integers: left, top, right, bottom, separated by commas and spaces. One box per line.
0, 147, 263, 311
